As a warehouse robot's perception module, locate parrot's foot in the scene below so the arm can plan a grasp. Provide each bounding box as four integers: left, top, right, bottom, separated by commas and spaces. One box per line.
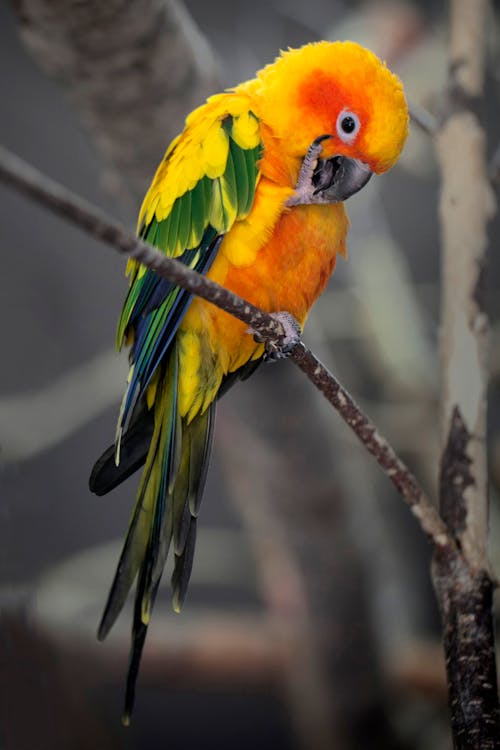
286, 134, 333, 207
251, 311, 302, 361
286, 134, 372, 206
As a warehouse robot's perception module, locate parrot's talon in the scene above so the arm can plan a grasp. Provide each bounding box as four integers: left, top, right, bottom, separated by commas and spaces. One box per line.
297, 134, 332, 186
255, 311, 302, 362
286, 134, 372, 207
286, 135, 332, 207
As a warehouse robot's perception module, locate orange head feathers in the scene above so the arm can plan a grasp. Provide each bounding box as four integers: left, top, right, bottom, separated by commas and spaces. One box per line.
244, 40, 409, 175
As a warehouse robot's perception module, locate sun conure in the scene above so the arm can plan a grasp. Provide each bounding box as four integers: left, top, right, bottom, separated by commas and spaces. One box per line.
90, 40, 409, 721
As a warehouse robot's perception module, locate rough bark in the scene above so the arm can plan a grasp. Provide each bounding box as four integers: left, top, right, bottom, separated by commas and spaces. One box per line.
433, 0, 499, 746
436, 0, 495, 572
433, 546, 499, 749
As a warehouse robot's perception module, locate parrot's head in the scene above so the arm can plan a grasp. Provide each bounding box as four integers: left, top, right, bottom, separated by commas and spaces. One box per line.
254, 40, 409, 201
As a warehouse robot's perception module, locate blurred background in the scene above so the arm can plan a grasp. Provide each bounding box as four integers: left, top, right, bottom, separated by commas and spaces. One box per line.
0, 0, 499, 748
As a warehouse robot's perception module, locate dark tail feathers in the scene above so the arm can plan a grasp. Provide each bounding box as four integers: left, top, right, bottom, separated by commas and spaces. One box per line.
89, 404, 154, 496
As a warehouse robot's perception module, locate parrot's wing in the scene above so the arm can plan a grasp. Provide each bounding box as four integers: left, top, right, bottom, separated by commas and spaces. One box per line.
91, 104, 263, 688
114, 104, 262, 441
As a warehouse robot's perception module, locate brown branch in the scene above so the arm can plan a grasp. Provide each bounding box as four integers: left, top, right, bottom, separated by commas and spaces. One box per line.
0, 143, 457, 557
289, 344, 450, 546
433, 0, 500, 746
0, 145, 284, 345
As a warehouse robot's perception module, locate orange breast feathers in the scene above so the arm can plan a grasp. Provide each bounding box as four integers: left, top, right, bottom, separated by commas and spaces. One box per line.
179, 176, 347, 393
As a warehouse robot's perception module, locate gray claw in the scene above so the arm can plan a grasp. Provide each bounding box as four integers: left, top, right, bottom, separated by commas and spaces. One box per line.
286, 135, 372, 207
286, 135, 332, 207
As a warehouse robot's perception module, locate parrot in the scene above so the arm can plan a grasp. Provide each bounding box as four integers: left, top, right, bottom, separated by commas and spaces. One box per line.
89, 39, 409, 722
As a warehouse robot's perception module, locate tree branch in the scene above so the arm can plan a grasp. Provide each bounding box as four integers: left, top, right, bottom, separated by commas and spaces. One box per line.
409, 101, 438, 136
0, 143, 456, 556
0, 144, 286, 345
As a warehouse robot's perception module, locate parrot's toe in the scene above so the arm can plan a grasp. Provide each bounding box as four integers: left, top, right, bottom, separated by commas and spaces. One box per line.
286, 134, 373, 207
250, 311, 302, 361
286, 134, 332, 207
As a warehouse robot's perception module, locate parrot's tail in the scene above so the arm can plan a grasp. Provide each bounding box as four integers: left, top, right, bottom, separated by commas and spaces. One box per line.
90, 341, 216, 723
89, 401, 154, 496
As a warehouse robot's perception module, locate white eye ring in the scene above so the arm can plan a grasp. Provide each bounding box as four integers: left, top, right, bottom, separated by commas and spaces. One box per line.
336, 110, 361, 144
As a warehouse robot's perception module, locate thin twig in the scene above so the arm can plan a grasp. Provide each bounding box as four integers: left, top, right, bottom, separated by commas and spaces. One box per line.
0, 143, 456, 554
0, 145, 284, 345
289, 344, 450, 543
409, 101, 438, 135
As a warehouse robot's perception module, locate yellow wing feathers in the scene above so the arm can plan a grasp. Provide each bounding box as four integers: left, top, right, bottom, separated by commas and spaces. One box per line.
138, 94, 261, 235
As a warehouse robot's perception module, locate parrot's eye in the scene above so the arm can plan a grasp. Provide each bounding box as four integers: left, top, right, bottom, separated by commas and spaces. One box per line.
336, 111, 360, 143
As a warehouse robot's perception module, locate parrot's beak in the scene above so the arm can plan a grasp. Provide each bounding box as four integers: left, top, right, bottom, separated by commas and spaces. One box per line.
313, 155, 372, 203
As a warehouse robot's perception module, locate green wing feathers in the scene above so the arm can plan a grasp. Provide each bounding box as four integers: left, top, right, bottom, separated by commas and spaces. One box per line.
114, 110, 262, 408
136, 109, 261, 255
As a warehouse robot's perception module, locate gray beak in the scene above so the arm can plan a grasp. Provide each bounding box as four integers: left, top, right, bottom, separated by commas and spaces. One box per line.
312, 155, 373, 203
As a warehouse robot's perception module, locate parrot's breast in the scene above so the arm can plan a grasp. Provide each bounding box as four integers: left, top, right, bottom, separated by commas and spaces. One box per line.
177, 194, 348, 420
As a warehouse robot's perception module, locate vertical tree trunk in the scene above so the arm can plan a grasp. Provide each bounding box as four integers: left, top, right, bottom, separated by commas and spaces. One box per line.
434, 0, 499, 746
